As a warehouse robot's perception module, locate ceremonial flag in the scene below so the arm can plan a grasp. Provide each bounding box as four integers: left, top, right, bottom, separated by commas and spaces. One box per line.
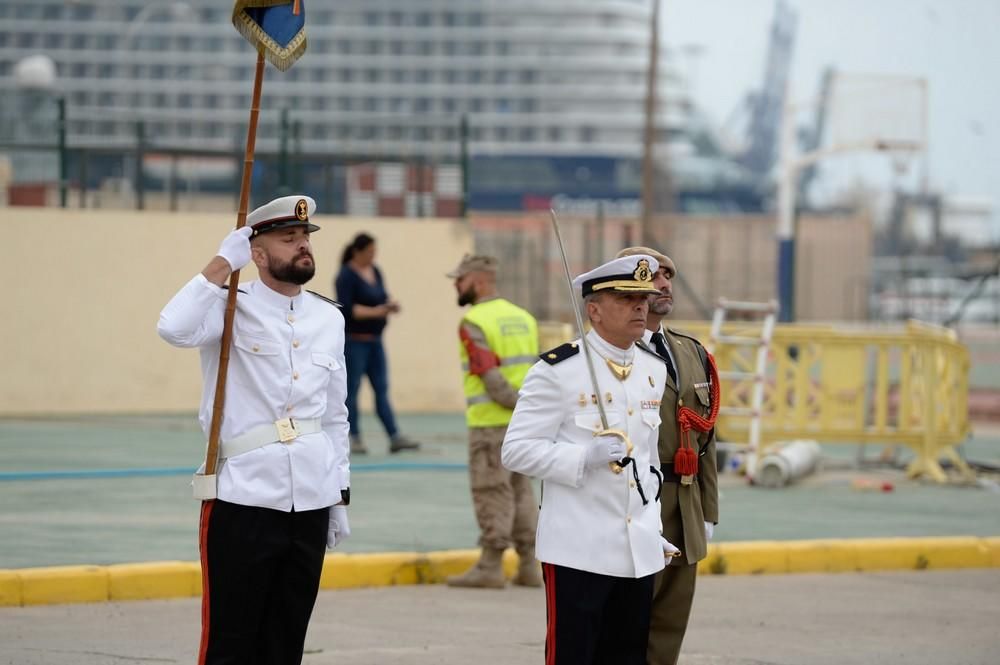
196, 1, 307, 495
232, 0, 307, 71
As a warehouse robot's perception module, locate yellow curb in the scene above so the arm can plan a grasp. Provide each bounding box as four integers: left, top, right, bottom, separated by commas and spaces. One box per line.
706, 541, 789, 575
986, 537, 1000, 567
3, 537, 998, 607
0, 569, 22, 606
318, 549, 519, 590
785, 539, 859, 573
107, 562, 202, 601
20, 565, 109, 606
854, 536, 990, 571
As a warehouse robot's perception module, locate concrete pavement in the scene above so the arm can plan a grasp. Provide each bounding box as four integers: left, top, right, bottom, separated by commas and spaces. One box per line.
1, 569, 998, 665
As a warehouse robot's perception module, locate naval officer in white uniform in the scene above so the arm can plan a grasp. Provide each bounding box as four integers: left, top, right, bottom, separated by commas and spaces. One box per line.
501, 255, 680, 665
158, 195, 350, 665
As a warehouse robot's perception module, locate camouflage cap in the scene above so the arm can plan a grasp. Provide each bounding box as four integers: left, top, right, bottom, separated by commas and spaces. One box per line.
446, 254, 499, 278
616, 246, 677, 278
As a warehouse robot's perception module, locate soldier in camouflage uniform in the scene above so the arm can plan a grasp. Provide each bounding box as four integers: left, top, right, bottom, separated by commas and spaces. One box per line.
447, 255, 541, 589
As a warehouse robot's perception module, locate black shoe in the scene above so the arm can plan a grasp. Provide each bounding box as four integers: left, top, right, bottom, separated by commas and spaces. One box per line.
350, 436, 368, 455
389, 434, 421, 453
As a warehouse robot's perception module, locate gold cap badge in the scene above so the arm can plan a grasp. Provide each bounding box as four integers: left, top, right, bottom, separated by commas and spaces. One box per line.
633, 259, 652, 283
295, 198, 309, 221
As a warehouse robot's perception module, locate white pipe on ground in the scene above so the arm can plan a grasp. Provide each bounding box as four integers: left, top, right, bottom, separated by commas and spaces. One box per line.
755, 440, 822, 488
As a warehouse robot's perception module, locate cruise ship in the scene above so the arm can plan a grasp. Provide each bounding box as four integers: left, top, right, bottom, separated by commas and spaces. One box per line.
0, 0, 763, 213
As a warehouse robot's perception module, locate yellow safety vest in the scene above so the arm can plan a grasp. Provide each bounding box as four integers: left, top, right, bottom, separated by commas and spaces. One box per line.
460, 298, 538, 428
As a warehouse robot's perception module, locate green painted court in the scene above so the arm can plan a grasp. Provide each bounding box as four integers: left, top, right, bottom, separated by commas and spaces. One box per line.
2, 413, 999, 570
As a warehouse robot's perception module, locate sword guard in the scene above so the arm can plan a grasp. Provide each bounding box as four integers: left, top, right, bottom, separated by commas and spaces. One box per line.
595, 428, 634, 474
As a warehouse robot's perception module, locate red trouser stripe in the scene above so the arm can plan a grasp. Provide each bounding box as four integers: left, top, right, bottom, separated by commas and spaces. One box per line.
197, 500, 214, 665
544, 563, 557, 665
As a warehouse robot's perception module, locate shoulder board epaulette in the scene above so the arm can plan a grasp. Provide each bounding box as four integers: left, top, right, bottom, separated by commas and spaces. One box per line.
667, 328, 705, 348
539, 341, 581, 365
220, 285, 248, 294
306, 290, 343, 308
635, 340, 662, 359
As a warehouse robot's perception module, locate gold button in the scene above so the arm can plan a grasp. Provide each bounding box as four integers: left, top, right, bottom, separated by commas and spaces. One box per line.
252, 345, 260, 353
628, 408, 634, 415
293, 340, 300, 348
287, 315, 295, 323
678, 398, 684, 406
547, 353, 556, 359
630, 482, 636, 488
293, 372, 299, 380
626, 516, 632, 524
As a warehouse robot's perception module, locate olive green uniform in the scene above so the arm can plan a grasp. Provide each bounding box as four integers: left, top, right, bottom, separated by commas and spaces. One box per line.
647, 328, 719, 665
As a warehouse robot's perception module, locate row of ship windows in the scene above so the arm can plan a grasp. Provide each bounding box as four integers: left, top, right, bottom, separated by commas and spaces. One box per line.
0, 32, 642, 59
45, 69, 644, 91
50, 65, 580, 86
0, 5, 639, 31
61, 121, 631, 145
58, 92, 563, 115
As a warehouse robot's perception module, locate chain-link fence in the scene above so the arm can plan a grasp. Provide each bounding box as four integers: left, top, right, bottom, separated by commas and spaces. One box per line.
0, 88, 464, 213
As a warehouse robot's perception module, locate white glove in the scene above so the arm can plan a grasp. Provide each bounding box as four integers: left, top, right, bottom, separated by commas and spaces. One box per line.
585, 433, 626, 468
216, 227, 253, 271
327, 504, 351, 549
661, 536, 681, 558
705, 521, 715, 542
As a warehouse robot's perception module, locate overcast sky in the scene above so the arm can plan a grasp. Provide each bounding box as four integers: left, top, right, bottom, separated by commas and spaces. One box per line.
662, 0, 999, 238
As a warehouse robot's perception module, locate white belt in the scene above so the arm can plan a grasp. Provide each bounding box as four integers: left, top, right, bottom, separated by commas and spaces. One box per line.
220, 418, 322, 459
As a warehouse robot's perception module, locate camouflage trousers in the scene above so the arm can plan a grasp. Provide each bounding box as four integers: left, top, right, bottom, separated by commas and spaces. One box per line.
468, 425, 538, 551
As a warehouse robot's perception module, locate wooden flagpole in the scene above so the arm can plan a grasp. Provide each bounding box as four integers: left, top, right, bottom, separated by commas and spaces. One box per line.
203, 50, 267, 478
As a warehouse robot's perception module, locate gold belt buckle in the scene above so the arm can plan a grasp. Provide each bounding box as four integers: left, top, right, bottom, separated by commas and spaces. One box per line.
275, 418, 299, 443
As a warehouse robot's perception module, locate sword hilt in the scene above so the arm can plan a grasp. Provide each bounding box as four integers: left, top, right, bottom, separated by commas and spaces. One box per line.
596, 428, 634, 475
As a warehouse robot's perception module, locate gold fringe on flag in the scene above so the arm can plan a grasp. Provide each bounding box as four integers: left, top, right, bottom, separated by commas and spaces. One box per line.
232, 0, 307, 72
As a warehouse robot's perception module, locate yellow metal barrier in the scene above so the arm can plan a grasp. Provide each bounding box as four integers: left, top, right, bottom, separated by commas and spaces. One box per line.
675, 320, 972, 483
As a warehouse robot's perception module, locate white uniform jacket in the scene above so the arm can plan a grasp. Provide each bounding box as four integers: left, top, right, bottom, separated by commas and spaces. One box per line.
158, 274, 350, 512
502, 330, 668, 578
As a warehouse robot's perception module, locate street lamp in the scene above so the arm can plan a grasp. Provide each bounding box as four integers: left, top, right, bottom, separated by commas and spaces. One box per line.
12, 54, 67, 207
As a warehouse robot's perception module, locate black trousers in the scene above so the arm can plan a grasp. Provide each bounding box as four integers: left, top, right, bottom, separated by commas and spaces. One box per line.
542, 563, 655, 665
198, 500, 328, 665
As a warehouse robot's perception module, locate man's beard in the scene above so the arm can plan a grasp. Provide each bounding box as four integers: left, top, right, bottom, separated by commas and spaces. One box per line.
457, 285, 476, 306
270, 253, 315, 285
650, 293, 673, 316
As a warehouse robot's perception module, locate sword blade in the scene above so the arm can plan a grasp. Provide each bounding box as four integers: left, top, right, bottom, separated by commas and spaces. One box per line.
549, 209, 609, 431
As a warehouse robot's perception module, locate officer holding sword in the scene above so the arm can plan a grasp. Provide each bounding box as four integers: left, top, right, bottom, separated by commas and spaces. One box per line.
502, 251, 679, 665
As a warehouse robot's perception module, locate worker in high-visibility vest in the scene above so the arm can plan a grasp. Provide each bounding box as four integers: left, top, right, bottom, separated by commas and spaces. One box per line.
446, 254, 541, 588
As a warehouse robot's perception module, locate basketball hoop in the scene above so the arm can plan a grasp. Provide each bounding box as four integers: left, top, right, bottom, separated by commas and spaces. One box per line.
873, 140, 922, 178
890, 151, 913, 177
826, 74, 927, 157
